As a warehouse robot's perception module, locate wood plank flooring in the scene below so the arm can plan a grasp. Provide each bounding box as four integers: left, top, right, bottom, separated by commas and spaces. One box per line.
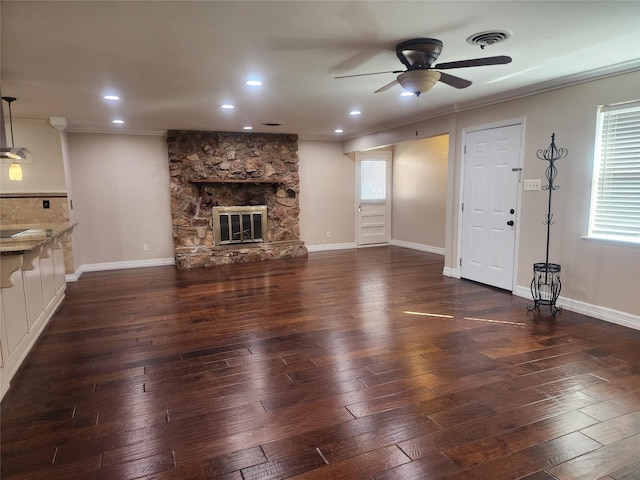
2, 247, 640, 479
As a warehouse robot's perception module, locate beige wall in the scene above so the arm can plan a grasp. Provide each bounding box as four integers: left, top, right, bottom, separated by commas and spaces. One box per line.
392, 135, 448, 250
346, 70, 640, 318
298, 140, 356, 247
66, 132, 174, 267
7, 69, 640, 322
456, 73, 640, 317
65, 135, 358, 266
0, 118, 66, 194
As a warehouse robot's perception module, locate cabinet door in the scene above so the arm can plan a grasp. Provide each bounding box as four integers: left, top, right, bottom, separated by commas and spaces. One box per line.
40, 245, 56, 311
23, 249, 45, 329
1, 268, 29, 376
53, 242, 66, 294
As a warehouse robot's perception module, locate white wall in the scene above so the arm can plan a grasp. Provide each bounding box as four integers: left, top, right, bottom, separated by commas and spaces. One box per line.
1, 118, 66, 193
392, 135, 448, 250
298, 140, 356, 248
67, 132, 174, 268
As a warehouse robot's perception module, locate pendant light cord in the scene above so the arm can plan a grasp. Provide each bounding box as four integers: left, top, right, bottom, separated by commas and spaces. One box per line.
415, 94, 419, 136
2, 97, 16, 147
7, 101, 15, 147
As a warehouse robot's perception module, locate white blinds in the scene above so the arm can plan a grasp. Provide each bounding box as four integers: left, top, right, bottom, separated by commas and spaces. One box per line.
590, 101, 640, 242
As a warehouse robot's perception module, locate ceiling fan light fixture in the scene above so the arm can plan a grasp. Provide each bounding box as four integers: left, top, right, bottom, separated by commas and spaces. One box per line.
397, 70, 441, 96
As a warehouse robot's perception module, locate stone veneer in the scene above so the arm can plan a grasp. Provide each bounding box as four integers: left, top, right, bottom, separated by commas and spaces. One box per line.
167, 130, 307, 269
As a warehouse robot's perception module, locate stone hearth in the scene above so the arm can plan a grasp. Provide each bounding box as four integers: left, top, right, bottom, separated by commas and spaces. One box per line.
167, 130, 307, 269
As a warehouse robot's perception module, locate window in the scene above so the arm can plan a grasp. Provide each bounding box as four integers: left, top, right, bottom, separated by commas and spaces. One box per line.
589, 101, 640, 243
360, 159, 387, 201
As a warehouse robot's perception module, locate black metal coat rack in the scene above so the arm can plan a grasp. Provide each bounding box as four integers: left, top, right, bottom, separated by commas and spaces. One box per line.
528, 133, 567, 315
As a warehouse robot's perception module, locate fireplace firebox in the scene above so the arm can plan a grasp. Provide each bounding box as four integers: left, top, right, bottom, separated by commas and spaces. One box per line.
212, 205, 267, 246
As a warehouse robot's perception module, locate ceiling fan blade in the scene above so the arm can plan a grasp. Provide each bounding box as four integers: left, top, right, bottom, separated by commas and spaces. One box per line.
335, 70, 403, 79
438, 72, 472, 89
331, 49, 380, 73
434, 55, 512, 70
374, 79, 398, 93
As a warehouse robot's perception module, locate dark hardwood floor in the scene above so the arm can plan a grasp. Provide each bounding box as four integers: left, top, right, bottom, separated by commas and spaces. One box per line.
2, 247, 640, 479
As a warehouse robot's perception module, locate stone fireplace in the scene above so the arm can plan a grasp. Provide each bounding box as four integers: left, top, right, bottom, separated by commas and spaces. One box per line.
167, 130, 307, 269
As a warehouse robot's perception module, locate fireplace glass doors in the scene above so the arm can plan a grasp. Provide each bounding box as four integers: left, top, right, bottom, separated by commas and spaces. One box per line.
212, 205, 267, 246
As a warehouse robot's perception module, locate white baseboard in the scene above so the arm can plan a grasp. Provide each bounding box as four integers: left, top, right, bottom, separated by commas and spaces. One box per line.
67, 257, 176, 281
306, 242, 357, 252
443, 266, 460, 278
514, 285, 640, 331
390, 239, 445, 256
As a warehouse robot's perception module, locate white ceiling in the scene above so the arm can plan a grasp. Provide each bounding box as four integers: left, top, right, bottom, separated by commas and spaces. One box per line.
2, 1, 640, 140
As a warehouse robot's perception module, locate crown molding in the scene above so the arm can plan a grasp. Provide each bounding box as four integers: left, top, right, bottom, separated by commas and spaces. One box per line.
66, 127, 168, 136
343, 59, 640, 141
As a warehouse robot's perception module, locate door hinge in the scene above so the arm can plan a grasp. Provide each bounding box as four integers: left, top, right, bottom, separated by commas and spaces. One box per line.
461, 202, 464, 212
460, 258, 462, 266
464, 145, 467, 154
512, 167, 523, 182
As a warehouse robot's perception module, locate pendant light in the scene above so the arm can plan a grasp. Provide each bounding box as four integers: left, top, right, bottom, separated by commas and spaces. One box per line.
1, 96, 35, 181
9, 162, 23, 181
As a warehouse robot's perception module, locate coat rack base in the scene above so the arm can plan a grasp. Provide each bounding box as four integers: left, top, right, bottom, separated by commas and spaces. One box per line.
528, 262, 562, 315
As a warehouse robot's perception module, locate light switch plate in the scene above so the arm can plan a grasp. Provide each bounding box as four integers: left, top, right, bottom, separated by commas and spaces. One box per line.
523, 179, 541, 191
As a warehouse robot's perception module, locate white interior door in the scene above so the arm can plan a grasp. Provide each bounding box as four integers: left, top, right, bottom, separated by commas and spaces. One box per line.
356, 151, 391, 246
461, 124, 522, 290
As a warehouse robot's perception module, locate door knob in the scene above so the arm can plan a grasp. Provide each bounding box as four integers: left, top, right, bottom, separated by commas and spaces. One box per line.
507, 220, 515, 226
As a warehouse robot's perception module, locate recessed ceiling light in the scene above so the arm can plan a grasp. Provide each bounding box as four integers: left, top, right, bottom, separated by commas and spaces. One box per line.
104, 95, 120, 101
243, 126, 253, 130
246, 80, 262, 86
221, 104, 234, 109
334, 129, 344, 133
350, 110, 361, 115
112, 119, 124, 124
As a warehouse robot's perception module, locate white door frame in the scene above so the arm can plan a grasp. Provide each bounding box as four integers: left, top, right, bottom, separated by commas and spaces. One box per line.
456, 118, 525, 291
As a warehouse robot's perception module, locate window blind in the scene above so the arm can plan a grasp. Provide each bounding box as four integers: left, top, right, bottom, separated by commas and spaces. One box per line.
590, 101, 640, 242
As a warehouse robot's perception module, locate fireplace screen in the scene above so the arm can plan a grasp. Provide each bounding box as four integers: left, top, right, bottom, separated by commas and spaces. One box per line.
212, 205, 267, 246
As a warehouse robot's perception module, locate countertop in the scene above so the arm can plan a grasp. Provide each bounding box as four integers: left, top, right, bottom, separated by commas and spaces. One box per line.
0, 223, 77, 255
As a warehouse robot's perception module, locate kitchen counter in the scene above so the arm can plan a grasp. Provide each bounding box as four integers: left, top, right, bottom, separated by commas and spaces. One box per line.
0, 222, 77, 255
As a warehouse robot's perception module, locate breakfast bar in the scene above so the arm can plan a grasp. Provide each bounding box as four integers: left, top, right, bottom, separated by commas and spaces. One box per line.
0, 223, 76, 399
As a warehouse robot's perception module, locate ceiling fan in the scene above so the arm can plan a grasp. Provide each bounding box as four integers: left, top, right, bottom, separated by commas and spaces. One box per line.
335, 38, 512, 96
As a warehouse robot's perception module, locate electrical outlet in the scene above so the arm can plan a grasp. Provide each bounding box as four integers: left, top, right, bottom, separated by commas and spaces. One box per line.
42, 200, 50, 209
143, 243, 149, 251
523, 179, 541, 191
326, 231, 331, 238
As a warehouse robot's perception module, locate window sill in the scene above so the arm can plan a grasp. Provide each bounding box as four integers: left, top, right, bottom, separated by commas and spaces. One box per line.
581, 236, 640, 248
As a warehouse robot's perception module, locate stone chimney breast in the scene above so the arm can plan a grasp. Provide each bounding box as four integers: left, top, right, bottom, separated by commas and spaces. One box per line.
167, 130, 307, 269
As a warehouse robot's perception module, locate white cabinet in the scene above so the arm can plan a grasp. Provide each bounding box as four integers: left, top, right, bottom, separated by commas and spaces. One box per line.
0, 236, 68, 400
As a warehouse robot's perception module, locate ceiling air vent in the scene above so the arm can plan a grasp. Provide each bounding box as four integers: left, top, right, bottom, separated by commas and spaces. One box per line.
467, 31, 511, 49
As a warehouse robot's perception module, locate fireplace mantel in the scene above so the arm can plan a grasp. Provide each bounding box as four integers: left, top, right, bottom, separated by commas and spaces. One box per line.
188, 178, 282, 185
